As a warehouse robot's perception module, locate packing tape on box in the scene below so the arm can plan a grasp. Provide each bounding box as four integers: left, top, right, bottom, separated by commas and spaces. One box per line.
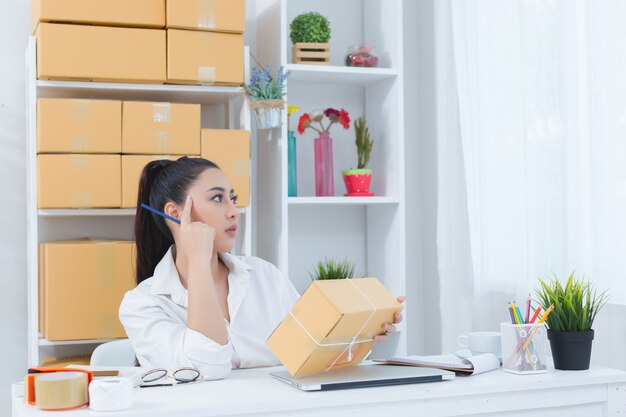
72, 100, 91, 122
198, 66, 216, 85
72, 136, 91, 153
72, 193, 92, 208
89, 378, 133, 412
152, 103, 172, 123
32, 372, 89, 410
288, 278, 377, 371
198, 0, 216, 29
232, 160, 250, 177
97, 242, 117, 288
154, 131, 172, 152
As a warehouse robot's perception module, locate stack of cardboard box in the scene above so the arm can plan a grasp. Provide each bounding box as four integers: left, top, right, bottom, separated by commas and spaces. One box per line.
36, 98, 250, 209
34, 1, 249, 343
166, 0, 245, 85
33, 0, 245, 85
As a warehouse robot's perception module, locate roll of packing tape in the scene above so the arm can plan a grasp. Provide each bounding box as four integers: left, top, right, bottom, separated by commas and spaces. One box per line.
89, 378, 133, 412
34, 372, 88, 410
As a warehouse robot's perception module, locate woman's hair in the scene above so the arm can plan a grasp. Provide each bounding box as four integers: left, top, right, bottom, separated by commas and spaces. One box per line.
134, 156, 219, 284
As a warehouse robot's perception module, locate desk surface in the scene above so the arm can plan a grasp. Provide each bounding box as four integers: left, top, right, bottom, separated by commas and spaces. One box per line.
12, 364, 626, 417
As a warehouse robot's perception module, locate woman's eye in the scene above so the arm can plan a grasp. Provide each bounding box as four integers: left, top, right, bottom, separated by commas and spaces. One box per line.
231, 195, 239, 204
211, 195, 223, 202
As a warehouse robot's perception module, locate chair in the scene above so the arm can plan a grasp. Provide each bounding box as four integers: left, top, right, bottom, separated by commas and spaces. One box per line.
90, 339, 137, 366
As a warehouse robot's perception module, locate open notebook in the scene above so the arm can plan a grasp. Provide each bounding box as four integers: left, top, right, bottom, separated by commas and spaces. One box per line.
373, 353, 500, 375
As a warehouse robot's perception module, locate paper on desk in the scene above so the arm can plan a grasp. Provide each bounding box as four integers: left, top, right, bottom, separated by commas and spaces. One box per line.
375, 353, 500, 375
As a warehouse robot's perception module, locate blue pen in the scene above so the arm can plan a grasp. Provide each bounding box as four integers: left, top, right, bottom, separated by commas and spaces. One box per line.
140, 203, 181, 225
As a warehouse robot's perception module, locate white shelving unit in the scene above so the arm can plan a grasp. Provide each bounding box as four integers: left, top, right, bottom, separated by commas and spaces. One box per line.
25, 38, 253, 366
256, 0, 406, 358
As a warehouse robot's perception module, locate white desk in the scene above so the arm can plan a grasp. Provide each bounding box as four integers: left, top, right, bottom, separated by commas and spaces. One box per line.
12, 365, 626, 417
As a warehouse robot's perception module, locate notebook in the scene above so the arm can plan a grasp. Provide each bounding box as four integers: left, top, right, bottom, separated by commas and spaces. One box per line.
373, 353, 500, 375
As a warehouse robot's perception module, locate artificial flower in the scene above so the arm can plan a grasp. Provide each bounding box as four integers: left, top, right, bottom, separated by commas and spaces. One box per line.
297, 107, 351, 135
339, 108, 350, 129
287, 105, 300, 116
298, 113, 312, 134
310, 110, 324, 123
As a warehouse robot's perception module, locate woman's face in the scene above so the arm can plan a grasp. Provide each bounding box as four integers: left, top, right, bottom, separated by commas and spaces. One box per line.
167, 167, 240, 253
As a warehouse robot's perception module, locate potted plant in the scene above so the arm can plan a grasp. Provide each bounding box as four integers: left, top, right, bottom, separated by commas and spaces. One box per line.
310, 257, 357, 280
298, 108, 351, 196
245, 64, 289, 129
290, 12, 331, 65
535, 272, 609, 370
342, 116, 374, 196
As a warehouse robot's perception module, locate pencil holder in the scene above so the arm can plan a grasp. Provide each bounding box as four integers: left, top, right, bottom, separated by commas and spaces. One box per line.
500, 322, 549, 374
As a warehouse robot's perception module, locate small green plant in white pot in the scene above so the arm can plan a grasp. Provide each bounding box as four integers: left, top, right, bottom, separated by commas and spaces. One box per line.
310, 258, 357, 280
342, 116, 374, 196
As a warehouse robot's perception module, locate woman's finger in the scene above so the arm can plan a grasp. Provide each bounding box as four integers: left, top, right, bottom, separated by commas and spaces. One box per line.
373, 334, 388, 342
397, 295, 407, 303
181, 195, 192, 226
383, 324, 397, 333
393, 312, 403, 324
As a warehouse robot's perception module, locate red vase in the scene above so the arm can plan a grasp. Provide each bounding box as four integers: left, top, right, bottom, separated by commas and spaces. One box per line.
314, 132, 334, 196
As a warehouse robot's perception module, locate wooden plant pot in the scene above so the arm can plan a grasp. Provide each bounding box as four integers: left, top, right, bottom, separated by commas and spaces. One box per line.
292, 43, 330, 65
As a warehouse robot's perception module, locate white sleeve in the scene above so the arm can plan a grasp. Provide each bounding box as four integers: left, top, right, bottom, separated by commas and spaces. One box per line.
274, 265, 300, 312
119, 291, 232, 381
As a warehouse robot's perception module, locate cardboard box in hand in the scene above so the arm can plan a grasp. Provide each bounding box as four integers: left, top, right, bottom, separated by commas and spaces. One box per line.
267, 278, 403, 377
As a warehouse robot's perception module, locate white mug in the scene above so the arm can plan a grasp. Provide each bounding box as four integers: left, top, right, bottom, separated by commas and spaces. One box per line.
458, 332, 502, 357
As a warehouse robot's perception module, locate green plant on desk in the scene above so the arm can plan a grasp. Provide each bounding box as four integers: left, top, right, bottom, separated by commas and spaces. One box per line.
534, 271, 609, 370
310, 258, 357, 280
535, 271, 609, 332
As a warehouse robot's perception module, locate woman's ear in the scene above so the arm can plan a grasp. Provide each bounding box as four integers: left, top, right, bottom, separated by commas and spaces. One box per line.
164, 201, 180, 221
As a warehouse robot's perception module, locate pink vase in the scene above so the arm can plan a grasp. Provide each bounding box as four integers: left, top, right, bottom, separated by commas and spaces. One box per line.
314, 132, 334, 196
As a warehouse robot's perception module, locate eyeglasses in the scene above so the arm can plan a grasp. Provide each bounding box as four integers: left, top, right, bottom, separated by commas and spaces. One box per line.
139, 367, 200, 388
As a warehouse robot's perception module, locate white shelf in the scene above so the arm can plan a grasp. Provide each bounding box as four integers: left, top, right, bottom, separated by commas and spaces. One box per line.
288, 197, 400, 206
37, 80, 245, 104
38, 208, 247, 217
39, 338, 120, 346
285, 64, 397, 86
26, 37, 254, 366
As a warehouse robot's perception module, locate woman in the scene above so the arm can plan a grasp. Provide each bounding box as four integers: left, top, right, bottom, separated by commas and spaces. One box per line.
120, 157, 404, 380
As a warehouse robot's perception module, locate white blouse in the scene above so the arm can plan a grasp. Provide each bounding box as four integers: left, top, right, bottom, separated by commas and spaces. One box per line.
119, 247, 300, 380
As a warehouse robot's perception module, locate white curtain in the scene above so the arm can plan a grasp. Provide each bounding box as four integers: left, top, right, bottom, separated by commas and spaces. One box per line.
435, 0, 626, 367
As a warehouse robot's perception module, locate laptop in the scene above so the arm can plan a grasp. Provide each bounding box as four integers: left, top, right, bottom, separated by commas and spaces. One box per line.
270, 364, 455, 391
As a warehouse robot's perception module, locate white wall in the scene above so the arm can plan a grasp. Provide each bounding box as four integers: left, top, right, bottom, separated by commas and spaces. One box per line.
0, 0, 29, 413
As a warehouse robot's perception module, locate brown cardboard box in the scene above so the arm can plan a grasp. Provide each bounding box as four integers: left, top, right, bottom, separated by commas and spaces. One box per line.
166, 0, 245, 33
37, 23, 166, 84
31, 0, 165, 34
267, 278, 404, 377
167, 29, 243, 86
122, 155, 200, 208
37, 154, 121, 208
201, 129, 250, 207
37, 98, 122, 154
122, 101, 201, 154
39, 239, 135, 341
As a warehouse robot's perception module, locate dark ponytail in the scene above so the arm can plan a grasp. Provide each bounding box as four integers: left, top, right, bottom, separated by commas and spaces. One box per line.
134, 156, 219, 284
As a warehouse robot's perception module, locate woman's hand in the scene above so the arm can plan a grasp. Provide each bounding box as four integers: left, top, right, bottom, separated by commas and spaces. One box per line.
373, 296, 406, 342
177, 196, 215, 270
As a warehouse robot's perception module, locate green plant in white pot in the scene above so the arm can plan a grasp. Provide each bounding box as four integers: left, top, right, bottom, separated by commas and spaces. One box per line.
342, 116, 374, 197
534, 272, 609, 370
310, 258, 357, 280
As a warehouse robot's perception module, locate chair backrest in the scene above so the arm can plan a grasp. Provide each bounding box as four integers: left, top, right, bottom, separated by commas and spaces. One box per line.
90, 339, 136, 366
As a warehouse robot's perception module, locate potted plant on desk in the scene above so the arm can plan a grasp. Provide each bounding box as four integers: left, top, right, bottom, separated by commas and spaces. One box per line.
342, 116, 374, 196
535, 272, 609, 370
